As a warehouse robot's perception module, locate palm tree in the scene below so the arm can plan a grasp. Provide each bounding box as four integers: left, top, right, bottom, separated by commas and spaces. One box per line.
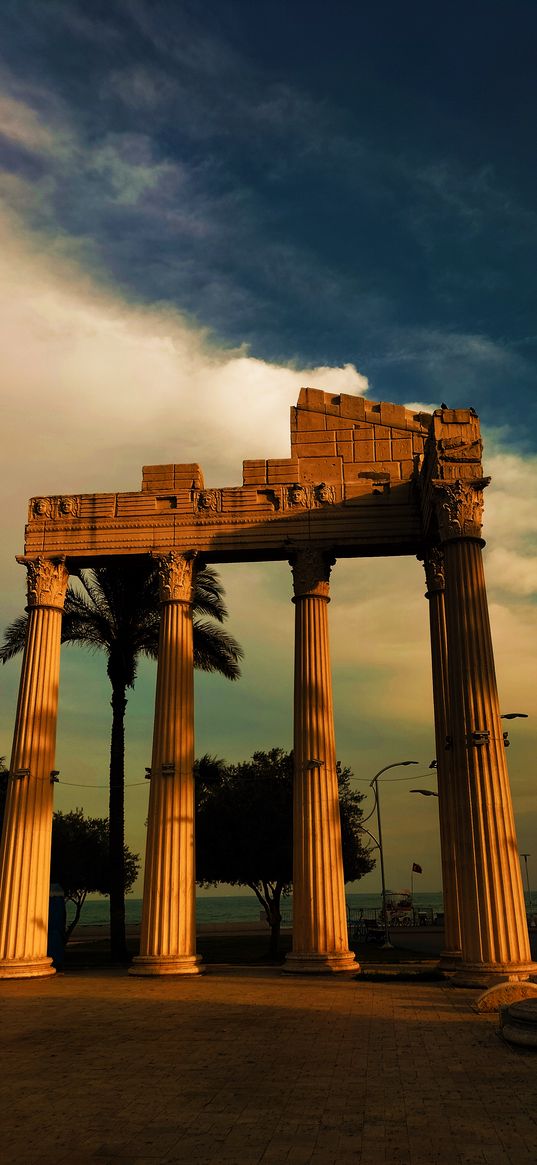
1, 558, 243, 961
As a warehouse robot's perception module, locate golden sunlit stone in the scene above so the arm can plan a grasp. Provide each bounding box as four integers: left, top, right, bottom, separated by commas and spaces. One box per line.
0, 392, 534, 998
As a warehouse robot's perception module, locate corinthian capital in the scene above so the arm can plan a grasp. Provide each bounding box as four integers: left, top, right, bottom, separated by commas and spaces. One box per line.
22, 557, 69, 610
290, 548, 334, 599
155, 551, 197, 603
432, 477, 490, 542
422, 545, 445, 594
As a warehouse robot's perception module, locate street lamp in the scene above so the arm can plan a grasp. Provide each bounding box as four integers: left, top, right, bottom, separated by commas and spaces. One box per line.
409, 789, 438, 797
370, 761, 419, 948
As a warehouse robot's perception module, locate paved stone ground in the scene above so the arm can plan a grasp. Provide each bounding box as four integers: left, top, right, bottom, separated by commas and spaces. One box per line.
1, 967, 536, 1165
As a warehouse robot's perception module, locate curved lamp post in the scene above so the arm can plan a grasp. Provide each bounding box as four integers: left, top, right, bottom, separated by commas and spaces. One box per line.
370, 761, 419, 949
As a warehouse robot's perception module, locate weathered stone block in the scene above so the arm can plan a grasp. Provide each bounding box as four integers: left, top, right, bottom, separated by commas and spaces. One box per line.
379, 401, 408, 428
299, 456, 342, 483
392, 438, 413, 460
375, 440, 392, 462
365, 404, 382, 425
294, 441, 336, 458
377, 461, 402, 480
326, 415, 356, 430
297, 387, 328, 412
142, 465, 175, 493
339, 394, 367, 421
242, 460, 267, 485
441, 408, 474, 424
343, 480, 377, 498
292, 429, 336, 445
266, 458, 299, 484
336, 442, 353, 461
294, 410, 327, 432
353, 440, 375, 462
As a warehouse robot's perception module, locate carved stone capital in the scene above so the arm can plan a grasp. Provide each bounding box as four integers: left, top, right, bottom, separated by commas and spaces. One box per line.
22, 557, 69, 610
422, 545, 445, 594
290, 548, 334, 599
155, 551, 197, 603
432, 477, 490, 542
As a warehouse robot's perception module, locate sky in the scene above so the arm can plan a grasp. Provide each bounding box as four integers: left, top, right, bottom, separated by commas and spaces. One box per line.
1, 0, 536, 901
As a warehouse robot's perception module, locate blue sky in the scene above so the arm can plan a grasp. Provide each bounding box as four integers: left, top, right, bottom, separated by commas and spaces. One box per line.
1, 1, 536, 896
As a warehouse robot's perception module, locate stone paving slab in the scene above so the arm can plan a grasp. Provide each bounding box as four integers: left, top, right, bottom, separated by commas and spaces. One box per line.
1, 967, 536, 1165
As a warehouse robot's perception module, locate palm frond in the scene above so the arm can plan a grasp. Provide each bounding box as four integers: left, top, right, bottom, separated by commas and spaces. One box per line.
193, 619, 243, 681
0, 616, 28, 663
193, 567, 228, 623
1, 559, 243, 683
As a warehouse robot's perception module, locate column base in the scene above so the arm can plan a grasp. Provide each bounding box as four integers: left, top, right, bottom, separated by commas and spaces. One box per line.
129, 953, 205, 977
450, 960, 537, 990
500, 998, 537, 1045
284, 950, 359, 975
0, 956, 56, 980
438, 948, 463, 971
475, 982, 537, 1014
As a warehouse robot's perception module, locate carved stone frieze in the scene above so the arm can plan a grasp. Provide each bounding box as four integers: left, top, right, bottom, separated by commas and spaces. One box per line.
58, 496, 80, 518
196, 490, 219, 513
422, 545, 445, 594
290, 548, 334, 599
288, 483, 308, 508
30, 496, 80, 520
24, 557, 69, 609
432, 478, 490, 542
155, 551, 197, 603
32, 498, 52, 519
314, 482, 335, 505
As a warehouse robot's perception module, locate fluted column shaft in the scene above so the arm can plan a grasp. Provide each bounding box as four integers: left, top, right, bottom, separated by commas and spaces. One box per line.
285, 550, 357, 973
423, 547, 461, 965
131, 551, 203, 976
434, 479, 534, 983
0, 557, 69, 979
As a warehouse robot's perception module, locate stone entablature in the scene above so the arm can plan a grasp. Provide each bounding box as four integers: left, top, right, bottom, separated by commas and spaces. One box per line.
25, 390, 438, 562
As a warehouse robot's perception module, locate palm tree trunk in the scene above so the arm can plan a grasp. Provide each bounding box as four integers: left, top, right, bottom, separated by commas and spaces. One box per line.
109, 684, 128, 962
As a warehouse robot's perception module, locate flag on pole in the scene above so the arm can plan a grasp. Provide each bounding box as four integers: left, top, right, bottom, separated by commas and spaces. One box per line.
412, 863, 422, 873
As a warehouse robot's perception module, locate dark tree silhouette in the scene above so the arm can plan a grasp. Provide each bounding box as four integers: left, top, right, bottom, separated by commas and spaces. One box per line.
1, 558, 243, 961
51, 808, 139, 940
195, 748, 374, 958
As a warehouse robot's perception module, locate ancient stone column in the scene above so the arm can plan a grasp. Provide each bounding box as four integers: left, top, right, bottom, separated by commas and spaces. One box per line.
130, 551, 203, 976
434, 479, 535, 987
422, 546, 461, 967
0, 557, 69, 979
285, 549, 357, 973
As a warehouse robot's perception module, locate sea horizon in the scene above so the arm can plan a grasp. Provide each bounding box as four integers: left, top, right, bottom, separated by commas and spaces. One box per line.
70, 890, 447, 928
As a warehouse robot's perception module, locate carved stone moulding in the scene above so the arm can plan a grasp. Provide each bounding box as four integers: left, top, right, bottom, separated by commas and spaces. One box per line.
432, 477, 490, 542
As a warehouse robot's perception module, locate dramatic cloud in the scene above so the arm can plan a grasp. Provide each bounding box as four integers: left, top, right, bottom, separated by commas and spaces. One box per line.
1, 0, 536, 894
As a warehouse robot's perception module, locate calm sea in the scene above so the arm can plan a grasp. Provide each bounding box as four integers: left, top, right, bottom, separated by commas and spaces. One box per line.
69, 890, 446, 928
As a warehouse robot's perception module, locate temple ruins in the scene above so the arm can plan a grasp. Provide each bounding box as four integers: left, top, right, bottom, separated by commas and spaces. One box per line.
0, 388, 534, 1001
